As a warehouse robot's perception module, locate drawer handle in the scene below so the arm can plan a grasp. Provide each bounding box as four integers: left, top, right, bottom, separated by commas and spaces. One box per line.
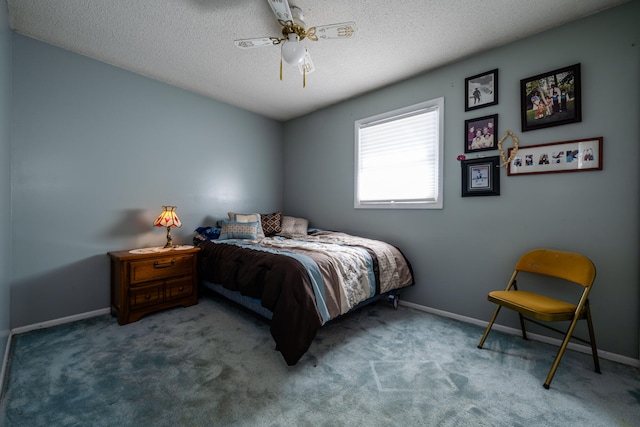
153, 259, 175, 269
145, 294, 151, 300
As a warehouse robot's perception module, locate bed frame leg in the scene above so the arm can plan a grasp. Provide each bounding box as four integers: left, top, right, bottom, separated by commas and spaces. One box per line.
388, 292, 399, 309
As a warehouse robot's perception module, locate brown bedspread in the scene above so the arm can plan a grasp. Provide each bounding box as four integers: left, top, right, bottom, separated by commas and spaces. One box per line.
197, 232, 414, 365
198, 241, 321, 365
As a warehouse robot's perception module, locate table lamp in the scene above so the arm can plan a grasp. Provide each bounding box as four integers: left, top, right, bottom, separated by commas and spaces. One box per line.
153, 206, 182, 248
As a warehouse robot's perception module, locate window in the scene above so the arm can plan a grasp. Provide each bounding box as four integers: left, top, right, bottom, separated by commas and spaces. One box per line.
354, 97, 444, 209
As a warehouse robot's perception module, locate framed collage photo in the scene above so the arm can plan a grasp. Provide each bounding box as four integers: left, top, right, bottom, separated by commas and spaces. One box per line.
461, 156, 500, 197
465, 69, 498, 112
465, 114, 498, 153
508, 137, 602, 176
520, 63, 581, 132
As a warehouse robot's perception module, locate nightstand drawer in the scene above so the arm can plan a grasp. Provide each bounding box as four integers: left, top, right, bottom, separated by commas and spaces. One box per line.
129, 283, 163, 308
129, 255, 194, 285
165, 277, 194, 301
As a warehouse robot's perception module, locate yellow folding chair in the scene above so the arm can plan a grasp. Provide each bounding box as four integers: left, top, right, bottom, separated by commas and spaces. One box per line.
477, 248, 600, 389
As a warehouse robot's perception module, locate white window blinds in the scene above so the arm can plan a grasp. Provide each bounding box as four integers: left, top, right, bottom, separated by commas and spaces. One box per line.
355, 98, 444, 209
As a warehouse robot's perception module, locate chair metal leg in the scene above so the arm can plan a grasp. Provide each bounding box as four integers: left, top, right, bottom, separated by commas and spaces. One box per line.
518, 313, 528, 340
478, 306, 501, 349
585, 305, 601, 374
543, 316, 581, 389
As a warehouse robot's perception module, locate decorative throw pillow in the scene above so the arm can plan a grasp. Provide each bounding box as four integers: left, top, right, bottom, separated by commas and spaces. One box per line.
227, 212, 265, 239
218, 220, 260, 240
193, 226, 221, 246
261, 212, 282, 236
194, 226, 221, 240
278, 216, 309, 238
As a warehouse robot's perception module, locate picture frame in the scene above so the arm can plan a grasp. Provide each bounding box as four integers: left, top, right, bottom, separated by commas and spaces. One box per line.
508, 137, 602, 176
465, 69, 498, 111
465, 114, 498, 153
461, 156, 501, 197
520, 63, 581, 132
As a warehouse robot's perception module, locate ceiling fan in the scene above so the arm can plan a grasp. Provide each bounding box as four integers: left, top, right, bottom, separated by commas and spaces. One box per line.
234, 0, 357, 87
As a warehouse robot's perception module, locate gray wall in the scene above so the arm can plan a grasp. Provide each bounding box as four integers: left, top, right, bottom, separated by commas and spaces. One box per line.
0, 1, 11, 362
10, 34, 283, 327
283, 1, 640, 359
5, 1, 639, 362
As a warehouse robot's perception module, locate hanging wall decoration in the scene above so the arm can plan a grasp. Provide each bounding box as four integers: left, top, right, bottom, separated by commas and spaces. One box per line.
465, 114, 498, 153
507, 137, 603, 176
520, 63, 581, 132
497, 130, 519, 168
461, 156, 501, 197
465, 69, 498, 112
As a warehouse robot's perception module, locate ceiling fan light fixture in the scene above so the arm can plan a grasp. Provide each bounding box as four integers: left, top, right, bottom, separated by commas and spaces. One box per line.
281, 33, 306, 65
234, 1, 357, 85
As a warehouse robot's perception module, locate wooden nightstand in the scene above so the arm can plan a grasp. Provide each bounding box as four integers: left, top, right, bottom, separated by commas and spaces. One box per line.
108, 246, 200, 325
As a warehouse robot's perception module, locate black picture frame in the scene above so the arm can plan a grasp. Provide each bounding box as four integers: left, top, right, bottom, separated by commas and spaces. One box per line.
465, 69, 498, 111
461, 156, 500, 197
520, 63, 581, 132
465, 114, 498, 153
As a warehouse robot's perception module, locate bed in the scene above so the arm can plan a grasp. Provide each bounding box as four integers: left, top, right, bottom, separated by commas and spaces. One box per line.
195, 213, 415, 365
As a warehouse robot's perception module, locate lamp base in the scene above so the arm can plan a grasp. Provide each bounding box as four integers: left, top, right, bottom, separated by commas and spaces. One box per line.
164, 226, 174, 248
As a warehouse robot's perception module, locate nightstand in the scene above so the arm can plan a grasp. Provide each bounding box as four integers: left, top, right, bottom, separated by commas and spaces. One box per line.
108, 246, 200, 325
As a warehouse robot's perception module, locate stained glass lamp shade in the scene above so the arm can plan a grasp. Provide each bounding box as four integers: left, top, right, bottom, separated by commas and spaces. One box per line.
153, 206, 182, 248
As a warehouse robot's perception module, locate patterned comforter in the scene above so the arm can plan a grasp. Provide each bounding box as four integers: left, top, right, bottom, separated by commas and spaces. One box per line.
197, 230, 414, 365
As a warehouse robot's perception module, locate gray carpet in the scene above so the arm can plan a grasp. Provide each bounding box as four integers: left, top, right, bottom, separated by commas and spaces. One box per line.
1, 293, 639, 426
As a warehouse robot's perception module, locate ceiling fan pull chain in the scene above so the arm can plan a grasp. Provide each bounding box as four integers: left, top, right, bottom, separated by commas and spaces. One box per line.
280, 57, 283, 81
303, 67, 306, 88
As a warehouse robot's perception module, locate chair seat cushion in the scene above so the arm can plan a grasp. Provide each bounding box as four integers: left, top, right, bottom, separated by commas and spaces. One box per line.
488, 290, 576, 315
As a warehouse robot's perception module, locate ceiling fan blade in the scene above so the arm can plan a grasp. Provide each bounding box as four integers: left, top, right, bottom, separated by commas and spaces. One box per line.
266, 0, 293, 23
234, 37, 279, 49
306, 22, 357, 41
298, 50, 315, 75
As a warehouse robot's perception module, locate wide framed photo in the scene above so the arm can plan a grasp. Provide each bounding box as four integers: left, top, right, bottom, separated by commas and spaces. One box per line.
461, 156, 500, 197
465, 114, 498, 153
508, 137, 602, 176
465, 69, 498, 111
520, 63, 581, 132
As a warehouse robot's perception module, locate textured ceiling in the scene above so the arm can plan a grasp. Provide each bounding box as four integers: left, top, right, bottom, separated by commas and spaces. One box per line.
6, 0, 629, 121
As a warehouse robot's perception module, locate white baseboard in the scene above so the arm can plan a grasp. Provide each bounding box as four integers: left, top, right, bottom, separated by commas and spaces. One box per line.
0, 330, 11, 399
10, 308, 111, 335
400, 300, 640, 368
1, 308, 110, 398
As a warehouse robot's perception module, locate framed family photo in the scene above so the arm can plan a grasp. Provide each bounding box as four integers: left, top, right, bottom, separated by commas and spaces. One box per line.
461, 156, 500, 197
465, 114, 498, 153
508, 137, 602, 176
520, 63, 581, 132
465, 69, 498, 111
